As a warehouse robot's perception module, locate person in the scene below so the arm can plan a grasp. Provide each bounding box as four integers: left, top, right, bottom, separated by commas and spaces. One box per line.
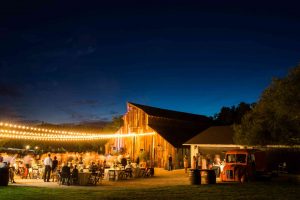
71, 165, 78, 185
78, 157, 83, 164
125, 161, 133, 177
23, 155, 32, 179
9, 162, 16, 183
212, 156, 221, 177
61, 163, 71, 185
197, 153, 202, 169
89, 162, 97, 174
184, 155, 188, 173
50, 156, 59, 182
103, 159, 107, 168
121, 157, 127, 168
168, 154, 172, 171
0, 154, 3, 163
43, 154, 52, 182
8, 154, 17, 183
192, 156, 197, 169
206, 154, 213, 169
135, 156, 140, 165
52, 156, 58, 172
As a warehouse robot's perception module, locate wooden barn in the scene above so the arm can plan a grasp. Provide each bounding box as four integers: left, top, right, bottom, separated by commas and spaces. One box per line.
105, 102, 212, 169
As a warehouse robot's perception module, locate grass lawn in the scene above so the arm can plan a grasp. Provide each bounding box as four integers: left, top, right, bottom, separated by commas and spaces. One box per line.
1, 182, 299, 200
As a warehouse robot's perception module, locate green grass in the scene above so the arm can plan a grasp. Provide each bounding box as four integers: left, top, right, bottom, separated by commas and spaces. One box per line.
1, 182, 299, 200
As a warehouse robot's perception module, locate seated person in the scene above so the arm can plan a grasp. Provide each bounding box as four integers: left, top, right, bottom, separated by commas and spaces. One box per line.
89, 162, 98, 174
121, 157, 127, 168
71, 165, 79, 184
125, 162, 133, 177
61, 163, 71, 185
72, 165, 79, 175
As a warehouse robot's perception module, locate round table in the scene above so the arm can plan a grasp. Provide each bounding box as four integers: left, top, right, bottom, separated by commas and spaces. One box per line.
78, 172, 92, 185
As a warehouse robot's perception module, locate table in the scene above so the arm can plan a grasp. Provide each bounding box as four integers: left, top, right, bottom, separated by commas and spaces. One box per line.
78, 172, 92, 185
104, 169, 125, 181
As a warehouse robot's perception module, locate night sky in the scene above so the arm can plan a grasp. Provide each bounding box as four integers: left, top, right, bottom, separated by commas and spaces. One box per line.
1, 1, 300, 123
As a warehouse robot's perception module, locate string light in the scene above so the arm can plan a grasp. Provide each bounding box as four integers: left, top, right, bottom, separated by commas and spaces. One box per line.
0, 121, 155, 141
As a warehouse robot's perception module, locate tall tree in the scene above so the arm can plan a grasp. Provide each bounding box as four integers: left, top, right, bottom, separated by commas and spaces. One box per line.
234, 65, 300, 145
215, 102, 252, 125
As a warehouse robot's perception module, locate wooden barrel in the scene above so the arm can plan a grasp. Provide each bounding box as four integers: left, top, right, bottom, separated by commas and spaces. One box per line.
189, 169, 200, 185
0, 167, 9, 186
201, 170, 216, 184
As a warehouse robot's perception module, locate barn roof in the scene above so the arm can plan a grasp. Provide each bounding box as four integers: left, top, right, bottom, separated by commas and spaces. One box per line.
128, 102, 210, 122
184, 125, 234, 145
128, 102, 213, 147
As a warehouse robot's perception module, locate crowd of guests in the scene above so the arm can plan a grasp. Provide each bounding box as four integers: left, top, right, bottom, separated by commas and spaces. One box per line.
191, 153, 224, 176
0, 152, 153, 184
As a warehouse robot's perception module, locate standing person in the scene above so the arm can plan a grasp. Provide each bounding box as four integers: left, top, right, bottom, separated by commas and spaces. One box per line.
51, 156, 58, 182
52, 156, 58, 173
9, 154, 17, 183
43, 154, 52, 182
136, 156, 140, 166
195, 154, 199, 169
197, 153, 202, 169
183, 155, 188, 173
192, 156, 197, 169
23, 155, 32, 179
168, 154, 172, 171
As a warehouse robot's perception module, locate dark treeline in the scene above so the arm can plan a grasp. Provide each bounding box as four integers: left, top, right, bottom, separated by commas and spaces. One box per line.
214, 102, 254, 125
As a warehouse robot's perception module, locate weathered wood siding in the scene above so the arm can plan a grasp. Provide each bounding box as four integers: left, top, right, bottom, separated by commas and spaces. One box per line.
105, 103, 188, 169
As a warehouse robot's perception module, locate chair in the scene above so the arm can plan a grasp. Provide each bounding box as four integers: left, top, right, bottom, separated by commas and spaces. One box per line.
51, 171, 59, 182
124, 168, 132, 179
139, 168, 146, 177
31, 168, 39, 179
117, 170, 126, 180
143, 168, 151, 177
87, 171, 103, 185
59, 172, 70, 186
70, 172, 79, 185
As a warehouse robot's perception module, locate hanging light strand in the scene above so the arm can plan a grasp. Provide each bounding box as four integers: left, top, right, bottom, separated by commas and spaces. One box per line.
0, 122, 155, 141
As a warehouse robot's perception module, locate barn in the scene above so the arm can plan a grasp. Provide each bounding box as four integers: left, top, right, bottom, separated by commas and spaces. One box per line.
105, 102, 212, 169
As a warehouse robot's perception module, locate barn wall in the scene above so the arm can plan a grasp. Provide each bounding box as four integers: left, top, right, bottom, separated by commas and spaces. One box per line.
105, 103, 188, 169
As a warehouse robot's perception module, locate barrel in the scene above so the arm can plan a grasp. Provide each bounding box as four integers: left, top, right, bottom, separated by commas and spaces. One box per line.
189, 169, 201, 185
201, 170, 216, 184
0, 167, 9, 186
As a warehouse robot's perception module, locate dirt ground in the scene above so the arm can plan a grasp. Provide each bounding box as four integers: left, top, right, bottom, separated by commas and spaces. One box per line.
11, 168, 191, 189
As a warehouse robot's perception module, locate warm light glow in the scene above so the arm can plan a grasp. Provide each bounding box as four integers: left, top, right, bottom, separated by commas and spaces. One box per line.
0, 121, 155, 141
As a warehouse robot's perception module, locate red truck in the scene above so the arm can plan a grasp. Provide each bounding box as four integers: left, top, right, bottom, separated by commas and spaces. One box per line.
220, 149, 271, 183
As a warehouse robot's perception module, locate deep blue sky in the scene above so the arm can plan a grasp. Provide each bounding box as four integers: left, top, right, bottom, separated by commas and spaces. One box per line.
0, 1, 299, 123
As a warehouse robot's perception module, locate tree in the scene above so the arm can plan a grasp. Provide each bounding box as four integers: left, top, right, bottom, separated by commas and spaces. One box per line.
234, 64, 300, 145
215, 102, 252, 125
